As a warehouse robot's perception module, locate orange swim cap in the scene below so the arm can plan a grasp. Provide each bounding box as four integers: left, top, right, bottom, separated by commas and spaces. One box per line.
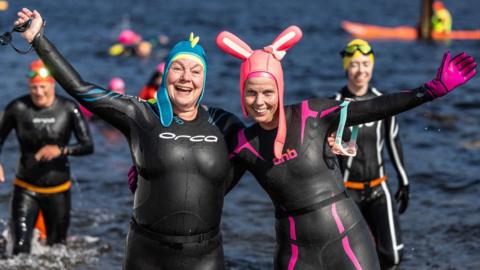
28, 59, 55, 84
433, 1, 445, 11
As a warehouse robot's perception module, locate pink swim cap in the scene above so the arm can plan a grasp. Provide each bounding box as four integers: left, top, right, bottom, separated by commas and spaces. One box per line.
216, 26, 302, 159
156, 62, 166, 74
108, 77, 126, 94
118, 30, 141, 46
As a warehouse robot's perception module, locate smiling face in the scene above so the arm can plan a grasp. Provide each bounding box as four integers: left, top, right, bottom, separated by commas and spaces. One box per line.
166, 57, 204, 114
346, 54, 373, 96
29, 81, 55, 108
244, 76, 279, 130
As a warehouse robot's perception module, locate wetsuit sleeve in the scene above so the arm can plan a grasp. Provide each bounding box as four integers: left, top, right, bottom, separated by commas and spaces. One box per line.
225, 158, 247, 194
65, 102, 94, 156
32, 35, 137, 135
345, 87, 432, 126
385, 116, 409, 186
207, 107, 245, 145
207, 107, 247, 194
0, 103, 16, 156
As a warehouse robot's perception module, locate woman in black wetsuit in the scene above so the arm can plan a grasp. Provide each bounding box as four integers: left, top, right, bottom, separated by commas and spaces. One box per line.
0, 59, 93, 255
217, 26, 476, 269
15, 8, 244, 270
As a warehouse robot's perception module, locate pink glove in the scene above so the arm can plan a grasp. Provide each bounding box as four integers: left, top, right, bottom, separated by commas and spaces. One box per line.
425, 51, 477, 99
127, 165, 138, 193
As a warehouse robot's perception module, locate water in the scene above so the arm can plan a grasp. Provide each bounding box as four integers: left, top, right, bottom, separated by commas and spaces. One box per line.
0, 0, 479, 269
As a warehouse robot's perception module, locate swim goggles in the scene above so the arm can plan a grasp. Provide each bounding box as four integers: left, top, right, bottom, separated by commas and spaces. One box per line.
331, 101, 359, 157
27, 67, 50, 78
0, 19, 45, 54
340, 44, 373, 57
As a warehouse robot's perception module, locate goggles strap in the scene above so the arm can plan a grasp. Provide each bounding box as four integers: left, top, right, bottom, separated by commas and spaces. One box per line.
334, 100, 359, 149
0, 19, 46, 55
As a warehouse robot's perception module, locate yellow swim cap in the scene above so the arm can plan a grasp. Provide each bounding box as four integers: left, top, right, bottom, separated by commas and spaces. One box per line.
341, 39, 374, 70
109, 43, 125, 56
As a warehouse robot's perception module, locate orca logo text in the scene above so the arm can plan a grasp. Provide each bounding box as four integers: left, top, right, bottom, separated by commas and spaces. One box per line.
159, 132, 218, 143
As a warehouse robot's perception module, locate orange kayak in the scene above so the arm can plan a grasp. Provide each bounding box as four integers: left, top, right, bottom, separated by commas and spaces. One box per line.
342, 21, 480, 40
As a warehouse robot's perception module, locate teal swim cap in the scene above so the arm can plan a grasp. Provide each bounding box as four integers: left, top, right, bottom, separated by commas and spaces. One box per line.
156, 33, 207, 127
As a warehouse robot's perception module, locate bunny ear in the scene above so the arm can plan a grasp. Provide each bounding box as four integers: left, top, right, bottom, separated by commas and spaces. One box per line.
270, 25, 303, 52
216, 31, 253, 61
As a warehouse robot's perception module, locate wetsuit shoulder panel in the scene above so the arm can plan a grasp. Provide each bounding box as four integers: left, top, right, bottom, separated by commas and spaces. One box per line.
207, 107, 245, 145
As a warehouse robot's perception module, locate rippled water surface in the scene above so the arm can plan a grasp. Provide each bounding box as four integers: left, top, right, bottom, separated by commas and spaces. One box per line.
0, 0, 479, 269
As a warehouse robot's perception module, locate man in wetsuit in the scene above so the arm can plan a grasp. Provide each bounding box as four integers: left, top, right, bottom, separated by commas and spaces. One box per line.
334, 39, 408, 269
0, 59, 93, 255
15, 9, 244, 269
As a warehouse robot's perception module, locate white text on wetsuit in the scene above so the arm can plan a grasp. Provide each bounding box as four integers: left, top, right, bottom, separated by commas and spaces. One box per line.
158, 132, 218, 143
32, 117, 56, 124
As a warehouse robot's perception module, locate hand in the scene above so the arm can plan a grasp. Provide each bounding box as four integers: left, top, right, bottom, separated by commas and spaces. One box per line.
327, 132, 335, 148
328, 132, 356, 156
395, 185, 410, 214
15, 8, 44, 43
425, 51, 477, 99
34, 145, 62, 162
127, 165, 138, 193
0, 164, 5, 183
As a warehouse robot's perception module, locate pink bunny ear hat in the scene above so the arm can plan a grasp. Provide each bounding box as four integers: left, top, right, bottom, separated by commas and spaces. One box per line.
216, 26, 303, 159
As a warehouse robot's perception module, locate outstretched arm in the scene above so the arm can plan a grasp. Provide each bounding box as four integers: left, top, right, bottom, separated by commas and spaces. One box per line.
15, 8, 137, 135
346, 87, 431, 126
346, 51, 476, 126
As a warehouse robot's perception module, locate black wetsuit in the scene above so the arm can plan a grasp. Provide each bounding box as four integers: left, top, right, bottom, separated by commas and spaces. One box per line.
334, 87, 408, 269
0, 95, 93, 254
229, 90, 432, 270
32, 35, 244, 270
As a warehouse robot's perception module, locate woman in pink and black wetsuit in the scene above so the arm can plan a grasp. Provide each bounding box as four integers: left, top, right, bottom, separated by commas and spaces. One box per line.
217, 26, 476, 269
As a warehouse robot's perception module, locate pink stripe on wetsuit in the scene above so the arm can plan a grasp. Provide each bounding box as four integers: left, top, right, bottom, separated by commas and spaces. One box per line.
229, 129, 265, 160
320, 105, 340, 119
332, 203, 363, 270
300, 100, 319, 144
287, 216, 298, 270
300, 100, 340, 144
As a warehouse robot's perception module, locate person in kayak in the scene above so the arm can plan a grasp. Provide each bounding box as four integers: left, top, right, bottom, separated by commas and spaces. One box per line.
14, 8, 244, 269
431, 1, 452, 35
217, 25, 476, 269
0, 59, 93, 255
333, 39, 408, 269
